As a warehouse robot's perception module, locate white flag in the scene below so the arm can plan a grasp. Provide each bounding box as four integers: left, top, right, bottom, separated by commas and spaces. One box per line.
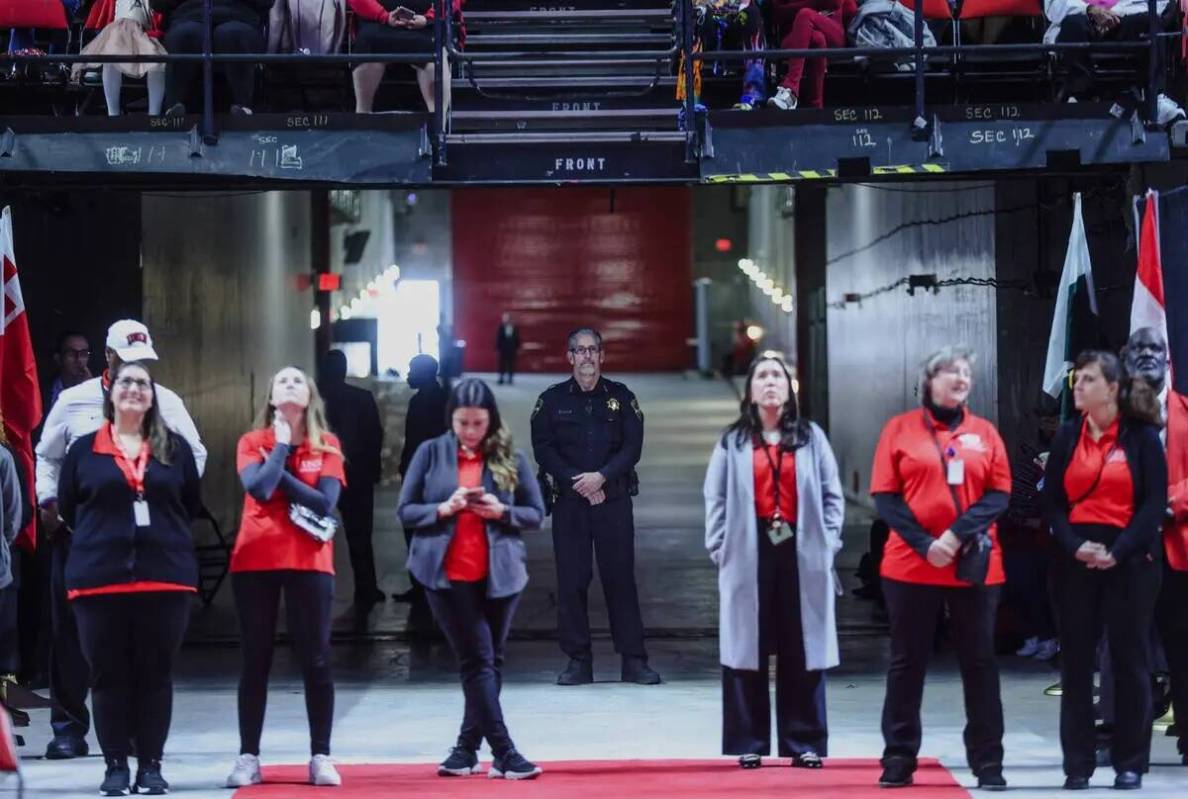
1042, 194, 1098, 398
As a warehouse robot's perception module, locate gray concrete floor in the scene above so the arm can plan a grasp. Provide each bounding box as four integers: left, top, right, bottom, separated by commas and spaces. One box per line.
13, 374, 1188, 796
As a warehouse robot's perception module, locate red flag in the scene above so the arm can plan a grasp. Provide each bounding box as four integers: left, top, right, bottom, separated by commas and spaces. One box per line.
0, 207, 43, 552
1131, 190, 1168, 342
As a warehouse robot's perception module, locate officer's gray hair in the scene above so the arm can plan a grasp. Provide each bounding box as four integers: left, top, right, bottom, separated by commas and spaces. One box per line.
567, 327, 603, 352
919, 346, 976, 401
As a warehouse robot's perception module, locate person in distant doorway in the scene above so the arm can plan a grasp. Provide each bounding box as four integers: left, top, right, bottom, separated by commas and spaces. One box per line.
395, 354, 449, 603
47, 333, 92, 409
319, 350, 385, 610
495, 312, 521, 386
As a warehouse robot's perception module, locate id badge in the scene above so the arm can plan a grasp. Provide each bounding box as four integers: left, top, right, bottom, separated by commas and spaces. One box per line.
767, 520, 795, 546
946, 459, 965, 486
133, 500, 151, 527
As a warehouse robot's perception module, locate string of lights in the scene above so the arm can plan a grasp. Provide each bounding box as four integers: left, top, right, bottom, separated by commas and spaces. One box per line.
336, 263, 402, 321
737, 257, 794, 314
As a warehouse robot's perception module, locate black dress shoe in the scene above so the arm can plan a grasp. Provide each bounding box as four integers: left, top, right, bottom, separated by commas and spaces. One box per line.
1063, 775, 1090, 790
975, 765, 1007, 790
738, 754, 761, 769
556, 658, 593, 686
621, 656, 661, 685
44, 735, 89, 759
1113, 771, 1141, 790
878, 759, 914, 788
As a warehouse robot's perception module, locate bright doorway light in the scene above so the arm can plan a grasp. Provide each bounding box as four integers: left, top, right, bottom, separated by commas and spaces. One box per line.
376, 279, 441, 376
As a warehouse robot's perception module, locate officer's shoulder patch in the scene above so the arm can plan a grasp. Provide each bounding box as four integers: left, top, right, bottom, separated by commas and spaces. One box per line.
631, 398, 643, 421
531, 397, 545, 420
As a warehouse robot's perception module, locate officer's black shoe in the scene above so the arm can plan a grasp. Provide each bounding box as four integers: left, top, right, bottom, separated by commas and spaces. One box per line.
438, 746, 481, 776
975, 765, 1007, 791
621, 656, 661, 685
134, 759, 170, 795
738, 754, 761, 769
45, 735, 89, 759
1063, 775, 1090, 790
556, 658, 593, 686
878, 759, 914, 788
1113, 771, 1141, 790
100, 757, 131, 796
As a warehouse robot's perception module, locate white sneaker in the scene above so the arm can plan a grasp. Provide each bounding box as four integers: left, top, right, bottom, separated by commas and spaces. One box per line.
309, 755, 342, 787
1015, 637, 1040, 658
1033, 638, 1060, 661
225, 754, 262, 788
767, 87, 798, 111
1156, 93, 1187, 127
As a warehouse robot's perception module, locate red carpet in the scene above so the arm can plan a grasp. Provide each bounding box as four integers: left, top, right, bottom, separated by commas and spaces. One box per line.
234, 758, 970, 797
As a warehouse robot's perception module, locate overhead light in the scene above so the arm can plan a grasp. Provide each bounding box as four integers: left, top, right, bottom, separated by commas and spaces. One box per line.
310, 309, 321, 330
340, 305, 352, 320
746, 324, 764, 341
737, 258, 753, 270
780, 296, 794, 313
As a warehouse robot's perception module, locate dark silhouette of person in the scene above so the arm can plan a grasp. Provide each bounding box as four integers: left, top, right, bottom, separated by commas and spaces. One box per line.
495, 312, 521, 385
318, 350, 385, 608
394, 354, 449, 602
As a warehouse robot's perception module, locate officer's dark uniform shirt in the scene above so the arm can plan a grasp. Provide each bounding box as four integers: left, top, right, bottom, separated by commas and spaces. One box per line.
530, 377, 644, 500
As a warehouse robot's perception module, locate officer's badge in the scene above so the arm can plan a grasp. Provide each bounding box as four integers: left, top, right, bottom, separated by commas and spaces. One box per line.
607, 398, 621, 412
531, 398, 544, 420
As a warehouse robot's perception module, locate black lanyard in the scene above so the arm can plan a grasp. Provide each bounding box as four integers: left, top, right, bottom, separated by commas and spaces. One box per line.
760, 440, 786, 521
922, 410, 964, 517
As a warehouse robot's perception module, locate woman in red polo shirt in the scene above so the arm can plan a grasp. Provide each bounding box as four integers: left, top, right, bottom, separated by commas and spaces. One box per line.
57, 360, 202, 797
869, 347, 1011, 791
1041, 350, 1166, 791
224, 366, 346, 789
398, 378, 545, 780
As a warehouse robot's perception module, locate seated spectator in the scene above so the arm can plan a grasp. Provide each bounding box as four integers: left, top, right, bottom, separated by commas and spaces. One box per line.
156, 0, 270, 116
767, 0, 858, 110
1044, 0, 1185, 124
678, 1, 767, 111
6, 0, 80, 82
73, 0, 166, 116
349, 0, 463, 114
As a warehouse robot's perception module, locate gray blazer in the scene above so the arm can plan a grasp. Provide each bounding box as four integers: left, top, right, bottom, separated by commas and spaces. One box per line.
398, 432, 545, 597
0, 445, 23, 590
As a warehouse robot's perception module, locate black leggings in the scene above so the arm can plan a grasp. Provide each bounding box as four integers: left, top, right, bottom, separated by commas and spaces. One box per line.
163, 18, 263, 108
232, 570, 335, 756
72, 591, 191, 761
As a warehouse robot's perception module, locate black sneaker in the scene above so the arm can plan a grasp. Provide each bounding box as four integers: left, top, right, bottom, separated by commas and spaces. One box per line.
134, 759, 169, 795
100, 757, 132, 796
621, 656, 661, 685
438, 747, 480, 776
488, 750, 542, 780
975, 765, 1007, 791
878, 759, 914, 788
556, 658, 593, 686
45, 735, 89, 759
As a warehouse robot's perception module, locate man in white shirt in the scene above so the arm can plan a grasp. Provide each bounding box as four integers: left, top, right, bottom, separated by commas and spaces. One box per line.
34, 319, 206, 761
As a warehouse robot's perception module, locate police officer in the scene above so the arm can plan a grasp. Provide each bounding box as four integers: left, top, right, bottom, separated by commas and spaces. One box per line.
531, 328, 661, 686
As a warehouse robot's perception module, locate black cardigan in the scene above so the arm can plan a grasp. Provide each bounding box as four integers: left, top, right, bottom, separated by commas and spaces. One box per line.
58, 432, 202, 591
1041, 417, 1167, 563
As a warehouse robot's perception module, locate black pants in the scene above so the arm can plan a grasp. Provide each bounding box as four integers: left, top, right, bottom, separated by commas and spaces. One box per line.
497, 352, 516, 384
1157, 564, 1188, 755
881, 578, 1004, 772
424, 581, 519, 756
723, 524, 827, 757
73, 592, 191, 761
17, 536, 52, 685
233, 570, 335, 756
551, 495, 646, 660
49, 534, 90, 740
1057, 555, 1160, 776
1056, 13, 1161, 100
338, 482, 379, 602
0, 552, 18, 674
164, 19, 263, 109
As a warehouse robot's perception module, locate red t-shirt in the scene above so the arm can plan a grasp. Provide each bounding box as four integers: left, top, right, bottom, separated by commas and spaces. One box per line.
1065, 417, 1134, 529
753, 442, 798, 522
445, 447, 490, 582
230, 428, 346, 575
871, 408, 1012, 586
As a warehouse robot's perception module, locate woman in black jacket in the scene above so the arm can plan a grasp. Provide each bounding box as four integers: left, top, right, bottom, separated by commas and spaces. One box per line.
156, 0, 271, 115
1041, 350, 1167, 791
58, 360, 202, 797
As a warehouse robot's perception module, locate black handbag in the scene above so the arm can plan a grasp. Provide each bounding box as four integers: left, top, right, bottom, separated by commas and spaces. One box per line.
925, 413, 991, 585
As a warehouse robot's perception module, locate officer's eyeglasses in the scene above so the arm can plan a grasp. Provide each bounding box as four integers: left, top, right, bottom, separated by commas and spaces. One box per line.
570, 346, 601, 357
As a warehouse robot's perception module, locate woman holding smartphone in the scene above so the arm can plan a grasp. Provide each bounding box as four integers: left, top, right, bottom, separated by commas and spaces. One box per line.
398, 378, 545, 780
348, 0, 463, 113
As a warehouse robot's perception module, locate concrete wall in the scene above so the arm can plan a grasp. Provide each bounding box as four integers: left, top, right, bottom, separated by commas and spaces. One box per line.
141, 191, 316, 530
825, 182, 998, 502
691, 186, 752, 370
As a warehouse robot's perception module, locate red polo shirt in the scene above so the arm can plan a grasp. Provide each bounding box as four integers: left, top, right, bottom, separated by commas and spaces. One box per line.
753, 442, 798, 522
445, 447, 489, 582
871, 408, 1011, 586
1065, 417, 1134, 529
230, 428, 346, 575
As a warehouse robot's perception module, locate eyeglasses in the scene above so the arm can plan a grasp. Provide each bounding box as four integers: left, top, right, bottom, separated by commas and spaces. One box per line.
115, 377, 151, 391
569, 346, 601, 357
62, 348, 90, 360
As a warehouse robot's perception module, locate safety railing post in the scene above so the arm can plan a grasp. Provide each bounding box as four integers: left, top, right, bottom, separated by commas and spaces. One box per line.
202, 0, 215, 143
435, 0, 448, 165
680, 0, 698, 159
1146, 0, 1159, 125
913, 0, 926, 131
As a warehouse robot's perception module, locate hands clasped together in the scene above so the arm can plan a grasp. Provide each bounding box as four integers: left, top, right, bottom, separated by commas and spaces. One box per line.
571, 471, 606, 506
1074, 540, 1119, 570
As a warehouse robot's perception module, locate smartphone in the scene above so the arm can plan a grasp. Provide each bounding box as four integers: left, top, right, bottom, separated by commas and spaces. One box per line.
394, 6, 416, 20
465, 487, 486, 501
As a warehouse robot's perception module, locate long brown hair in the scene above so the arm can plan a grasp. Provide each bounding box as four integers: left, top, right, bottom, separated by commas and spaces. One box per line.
725, 352, 810, 451
1073, 350, 1163, 427
254, 366, 341, 456
102, 361, 174, 464
446, 378, 518, 492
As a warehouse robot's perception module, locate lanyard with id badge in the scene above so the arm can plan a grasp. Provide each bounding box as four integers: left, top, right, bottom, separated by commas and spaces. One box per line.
761, 442, 795, 546
922, 411, 992, 584
111, 427, 152, 527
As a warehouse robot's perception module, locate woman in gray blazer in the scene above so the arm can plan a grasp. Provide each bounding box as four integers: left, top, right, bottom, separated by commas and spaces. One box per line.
398, 378, 545, 781
703, 352, 844, 770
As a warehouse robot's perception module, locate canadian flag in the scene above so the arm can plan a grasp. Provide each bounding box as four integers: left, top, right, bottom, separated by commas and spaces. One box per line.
0, 207, 43, 552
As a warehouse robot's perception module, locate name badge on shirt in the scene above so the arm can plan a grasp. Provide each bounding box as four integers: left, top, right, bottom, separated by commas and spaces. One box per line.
133, 500, 151, 527
947, 459, 965, 486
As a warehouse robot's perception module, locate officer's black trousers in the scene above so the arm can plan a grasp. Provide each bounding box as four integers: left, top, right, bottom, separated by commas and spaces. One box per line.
1156, 564, 1188, 757
1057, 555, 1160, 777
551, 495, 646, 660
722, 524, 827, 757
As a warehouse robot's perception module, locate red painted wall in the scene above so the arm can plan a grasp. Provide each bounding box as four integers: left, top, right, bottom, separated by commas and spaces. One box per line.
451, 187, 693, 373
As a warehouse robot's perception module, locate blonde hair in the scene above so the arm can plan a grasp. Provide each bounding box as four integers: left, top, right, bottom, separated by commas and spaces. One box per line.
254, 366, 342, 456
484, 425, 518, 493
